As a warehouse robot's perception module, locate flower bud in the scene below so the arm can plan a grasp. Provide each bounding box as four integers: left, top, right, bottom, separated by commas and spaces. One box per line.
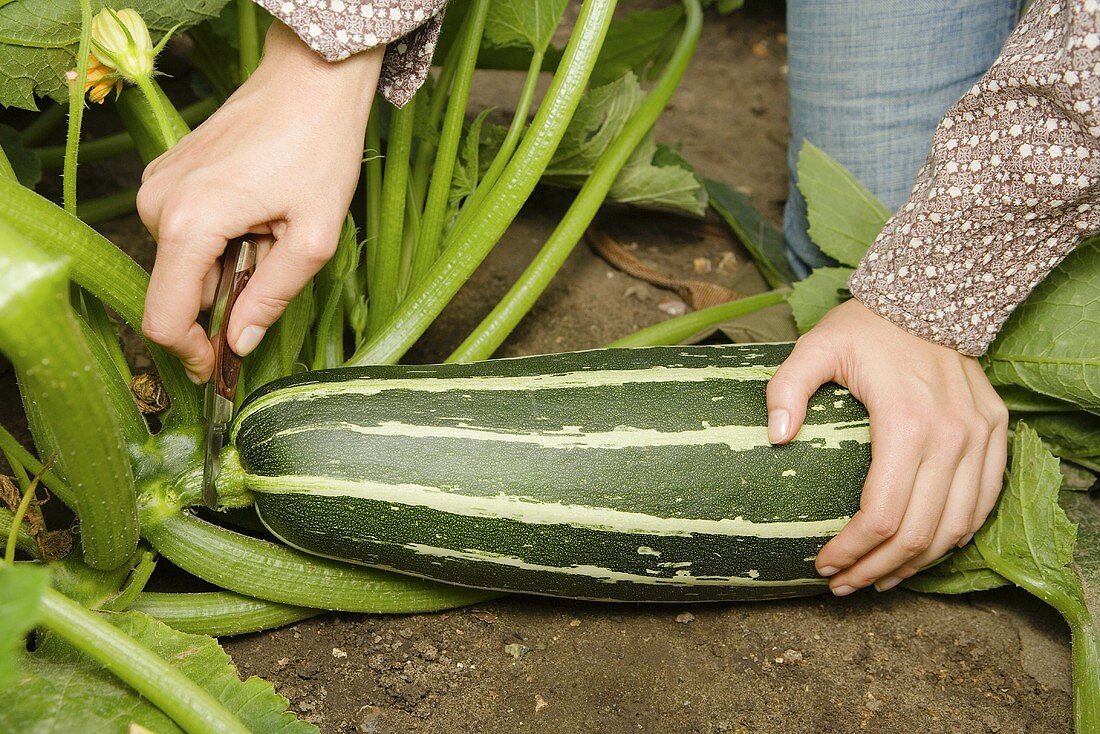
83, 54, 122, 104
90, 8, 155, 82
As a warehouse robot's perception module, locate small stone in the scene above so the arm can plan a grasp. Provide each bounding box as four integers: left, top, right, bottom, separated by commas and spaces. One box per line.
504, 643, 530, 659
332, 647, 348, 659
471, 610, 498, 624
717, 252, 739, 274
752, 40, 769, 58
534, 694, 548, 713
675, 612, 695, 624
693, 257, 712, 274
568, 619, 581, 627
657, 298, 687, 316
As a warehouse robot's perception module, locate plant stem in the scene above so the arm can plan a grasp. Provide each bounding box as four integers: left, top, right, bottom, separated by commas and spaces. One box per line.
608, 289, 789, 348
1071, 619, 1100, 733
236, 0, 260, 80
36, 97, 217, 169
142, 509, 498, 613
364, 105, 383, 287
407, 0, 491, 290
448, 0, 702, 362
37, 587, 251, 734
409, 30, 466, 205
366, 98, 416, 336
0, 178, 200, 424
76, 317, 149, 447
132, 76, 183, 155
450, 50, 544, 238
0, 224, 139, 569
0, 506, 38, 558
102, 548, 158, 611
76, 185, 138, 223
131, 591, 321, 637
347, 0, 619, 366
4, 477, 38, 564
19, 103, 66, 146
62, 0, 94, 215
0, 144, 16, 182
0, 425, 74, 509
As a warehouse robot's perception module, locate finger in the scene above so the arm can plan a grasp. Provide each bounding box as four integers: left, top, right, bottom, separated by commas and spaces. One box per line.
973, 419, 1008, 532
815, 423, 921, 576
200, 265, 220, 310
143, 217, 228, 382
226, 221, 338, 356
873, 447, 985, 591
828, 446, 959, 595
766, 335, 839, 444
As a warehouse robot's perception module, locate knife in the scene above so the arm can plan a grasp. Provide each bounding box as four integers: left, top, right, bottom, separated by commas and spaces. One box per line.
202, 236, 257, 509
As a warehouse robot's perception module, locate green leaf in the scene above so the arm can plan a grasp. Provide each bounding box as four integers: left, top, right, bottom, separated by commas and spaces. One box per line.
903, 543, 1009, 595
996, 384, 1081, 413
704, 178, 795, 288
0, 123, 41, 187
796, 141, 891, 267
1016, 411, 1100, 474
539, 72, 705, 214
0, 609, 317, 733
483, 0, 568, 53
787, 266, 853, 333
975, 423, 1087, 620
1061, 491, 1100, 630
606, 138, 706, 215
0, 564, 49, 688
983, 237, 1100, 414
0, 0, 232, 109
589, 5, 685, 87
447, 108, 494, 228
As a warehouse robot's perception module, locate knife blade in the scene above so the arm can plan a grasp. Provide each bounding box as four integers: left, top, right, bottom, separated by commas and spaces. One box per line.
202, 236, 257, 509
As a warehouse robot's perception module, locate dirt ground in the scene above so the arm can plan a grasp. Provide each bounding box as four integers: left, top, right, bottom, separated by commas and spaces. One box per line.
0, 3, 1078, 733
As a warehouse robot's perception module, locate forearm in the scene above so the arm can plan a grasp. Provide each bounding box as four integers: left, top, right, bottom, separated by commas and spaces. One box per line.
849, 0, 1100, 356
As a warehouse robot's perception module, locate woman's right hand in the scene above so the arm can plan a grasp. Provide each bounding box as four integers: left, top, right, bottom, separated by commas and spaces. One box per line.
137, 21, 384, 384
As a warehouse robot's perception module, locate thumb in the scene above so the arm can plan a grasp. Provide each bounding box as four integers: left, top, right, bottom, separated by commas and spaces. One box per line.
227, 220, 338, 356
766, 335, 840, 444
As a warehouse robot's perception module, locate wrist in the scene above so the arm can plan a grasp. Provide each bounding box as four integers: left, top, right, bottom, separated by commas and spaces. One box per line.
257, 21, 383, 119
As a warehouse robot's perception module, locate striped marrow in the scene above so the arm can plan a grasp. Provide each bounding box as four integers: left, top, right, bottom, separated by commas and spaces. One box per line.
233, 343, 870, 602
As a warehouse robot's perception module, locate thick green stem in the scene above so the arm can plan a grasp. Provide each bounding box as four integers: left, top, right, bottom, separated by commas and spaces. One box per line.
116, 79, 188, 164
0, 178, 200, 424
36, 97, 217, 169
37, 587, 250, 734
364, 106, 383, 290
347, 0, 619, 366
76, 317, 149, 447
0, 225, 138, 570
236, 0, 261, 80
142, 509, 497, 613
450, 50, 544, 239
407, 0, 491, 290
19, 103, 66, 146
609, 289, 790, 348
102, 548, 157, 612
449, 0, 702, 362
1071, 620, 1100, 733
76, 185, 138, 224
132, 76, 180, 154
366, 98, 416, 335
62, 0, 94, 215
409, 31, 466, 205
131, 591, 321, 637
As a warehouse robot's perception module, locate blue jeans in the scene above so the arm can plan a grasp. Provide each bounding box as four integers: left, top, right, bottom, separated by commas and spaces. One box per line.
784, 0, 1023, 277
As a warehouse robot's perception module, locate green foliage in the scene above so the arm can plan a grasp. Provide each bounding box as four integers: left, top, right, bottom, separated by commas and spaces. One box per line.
483, 0, 568, 52
0, 610, 317, 733
1017, 411, 1100, 473
0, 0, 231, 109
0, 564, 49, 688
902, 543, 1009, 594
588, 5, 685, 86
0, 124, 41, 187
796, 141, 890, 267
786, 266, 852, 333
983, 237, 1100, 415
704, 178, 794, 289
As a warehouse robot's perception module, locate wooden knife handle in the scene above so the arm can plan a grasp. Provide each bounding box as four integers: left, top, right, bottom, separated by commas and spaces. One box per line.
210, 237, 257, 402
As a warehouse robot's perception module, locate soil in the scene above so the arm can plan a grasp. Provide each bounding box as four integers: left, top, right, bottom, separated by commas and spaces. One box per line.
0, 3, 1077, 733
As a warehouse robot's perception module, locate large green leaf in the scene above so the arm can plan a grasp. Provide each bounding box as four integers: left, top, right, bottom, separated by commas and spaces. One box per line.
903, 543, 1010, 595
0, 123, 40, 187
0, 610, 317, 733
983, 237, 1100, 414
607, 137, 706, 215
1017, 411, 1100, 473
589, 5, 685, 86
796, 141, 891, 267
787, 266, 853, 333
0, 564, 49, 688
483, 0, 567, 52
0, 0, 231, 109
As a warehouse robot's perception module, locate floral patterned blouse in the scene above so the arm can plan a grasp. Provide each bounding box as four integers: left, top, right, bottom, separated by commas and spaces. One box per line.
264, 0, 1100, 357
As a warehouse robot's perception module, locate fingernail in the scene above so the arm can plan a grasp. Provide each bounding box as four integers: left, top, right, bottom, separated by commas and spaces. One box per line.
831, 585, 857, 597
874, 576, 903, 592
768, 409, 790, 444
818, 565, 840, 577
235, 325, 266, 356
185, 369, 203, 385
957, 533, 974, 548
